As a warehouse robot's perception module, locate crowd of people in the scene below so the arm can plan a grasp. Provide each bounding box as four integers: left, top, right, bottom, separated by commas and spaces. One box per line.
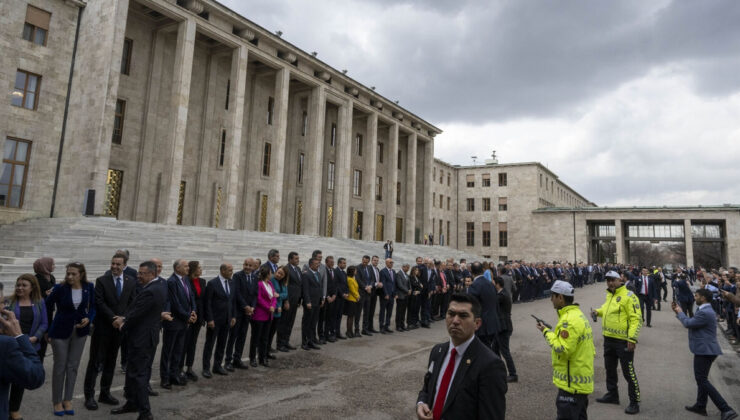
1, 248, 738, 420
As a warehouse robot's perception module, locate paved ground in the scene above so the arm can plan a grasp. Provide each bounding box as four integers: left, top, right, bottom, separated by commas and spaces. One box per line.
18, 282, 740, 419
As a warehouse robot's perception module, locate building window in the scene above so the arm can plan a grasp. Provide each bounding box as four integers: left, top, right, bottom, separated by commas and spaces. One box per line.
433, 167, 436, 178
546, 177, 549, 191
498, 197, 508, 211
262, 142, 271, 176
398, 150, 402, 170
375, 176, 383, 200
330, 123, 336, 147
482, 222, 491, 247
112, 99, 126, 144
482, 198, 491, 211
267, 96, 274, 125
447, 197, 450, 210
225, 79, 230, 110
439, 170, 444, 184
120, 38, 133, 75
482, 174, 491, 187
23, 5, 50, 46
1, 138, 31, 208
466, 198, 475, 212
353, 169, 362, 196
498, 172, 508, 186
301, 111, 308, 136
218, 129, 226, 167
12, 70, 41, 110
298, 153, 305, 184
377, 142, 384, 163
466, 222, 475, 247
396, 182, 401, 205
439, 194, 443, 209
499, 222, 508, 247
433, 192, 436, 204
466, 174, 474, 187
327, 161, 335, 191
447, 173, 450, 186
540, 174, 543, 188
355, 134, 363, 156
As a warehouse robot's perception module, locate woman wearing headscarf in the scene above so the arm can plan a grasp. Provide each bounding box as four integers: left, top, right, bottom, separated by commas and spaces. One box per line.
33, 257, 56, 360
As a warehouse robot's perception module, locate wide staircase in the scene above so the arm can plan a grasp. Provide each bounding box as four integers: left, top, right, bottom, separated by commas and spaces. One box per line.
0, 217, 482, 287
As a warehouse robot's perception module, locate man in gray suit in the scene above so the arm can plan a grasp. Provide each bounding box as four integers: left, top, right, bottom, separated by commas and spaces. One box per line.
395, 263, 411, 331
673, 289, 738, 420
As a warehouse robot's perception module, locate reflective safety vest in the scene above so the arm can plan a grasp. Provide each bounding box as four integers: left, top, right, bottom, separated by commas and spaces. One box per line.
595, 285, 642, 343
542, 304, 595, 394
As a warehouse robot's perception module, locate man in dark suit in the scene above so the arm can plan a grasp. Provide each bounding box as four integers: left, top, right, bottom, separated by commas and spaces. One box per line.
202, 264, 236, 378
111, 261, 168, 420
333, 258, 349, 340
366, 255, 383, 333
323, 256, 339, 342
634, 268, 658, 327
418, 258, 435, 328
378, 258, 396, 333
0, 309, 45, 420
416, 293, 507, 420
159, 259, 196, 389
277, 252, 301, 351
355, 255, 373, 336
674, 289, 738, 420
225, 258, 256, 370
114, 249, 137, 374
84, 253, 137, 410
674, 271, 695, 317
493, 276, 517, 383
301, 258, 323, 350
467, 262, 500, 350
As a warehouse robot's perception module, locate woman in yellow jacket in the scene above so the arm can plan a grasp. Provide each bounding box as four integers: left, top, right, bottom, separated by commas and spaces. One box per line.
344, 266, 360, 338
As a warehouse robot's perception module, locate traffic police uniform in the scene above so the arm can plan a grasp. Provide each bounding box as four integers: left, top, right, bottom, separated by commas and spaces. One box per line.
594, 270, 642, 412
542, 280, 595, 419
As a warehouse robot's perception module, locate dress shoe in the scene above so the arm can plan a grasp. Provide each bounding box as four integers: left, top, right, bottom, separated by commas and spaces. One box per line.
722, 410, 739, 420
421, 324, 431, 329
160, 381, 171, 390
171, 376, 187, 386
250, 359, 258, 368
213, 365, 228, 375
369, 329, 380, 333
625, 403, 640, 414
224, 363, 235, 372
319, 338, 327, 345
646, 324, 652, 328
267, 353, 277, 360
595, 393, 619, 404
328, 336, 337, 342
286, 344, 297, 350
137, 413, 154, 420
233, 360, 249, 369
302, 344, 311, 350
64, 409, 75, 415
185, 369, 199, 381
385, 328, 394, 333
336, 334, 347, 340
147, 386, 158, 397
346, 332, 354, 338
202, 369, 212, 378
361, 330, 372, 336
98, 393, 119, 405
380, 329, 388, 334
506, 375, 518, 383
684, 405, 708, 416
278, 345, 290, 352
111, 403, 139, 415
259, 359, 270, 367
84, 397, 99, 410
308, 342, 321, 350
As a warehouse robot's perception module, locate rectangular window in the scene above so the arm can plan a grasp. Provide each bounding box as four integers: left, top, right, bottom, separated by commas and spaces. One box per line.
353, 169, 362, 196
482, 173, 491, 187
482, 197, 491, 211
262, 142, 271, 176
466, 174, 475, 187
439, 194, 443, 209
0, 138, 32, 208
447, 197, 450, 210
267, 96, 274, 125
398, 150, 402, 170
466, 222, 475, 247
218, 130, 226, 167
498, 197, 508, 211
112, 99, 126, 144
433, 192, 436, 204
377, 142, 384, 163
499, 222, 508, 247
12, 69, 41, 110
466, 198, 475, 212
482, 222, 491, 247
23, 5, 50, 46
327, 161, 335, 191
301, 111, 308, 136
298, 153, 305, 184
499, 172, 508, 186
396, 182, 401, 205
375, 176, 383, 200
330, 123, 336, 147
121, 38, 133, 75
355, 134, 363, 156
225, 79, 230, 110
447, 173, 450, 186
439, 170, 444, 184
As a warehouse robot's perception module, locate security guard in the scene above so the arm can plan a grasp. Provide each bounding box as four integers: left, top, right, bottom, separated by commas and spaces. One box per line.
591, 270, 642, 415
536, 280, 595, 419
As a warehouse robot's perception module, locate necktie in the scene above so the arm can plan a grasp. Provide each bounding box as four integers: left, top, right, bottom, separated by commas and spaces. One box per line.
181, 277, 189, 297
643, 277, 648, 295
224, 280, 230, 296
390, 269, 394, 282
116, 277, 122, 298
433, 347, 457, 420
314, 271, 320, 284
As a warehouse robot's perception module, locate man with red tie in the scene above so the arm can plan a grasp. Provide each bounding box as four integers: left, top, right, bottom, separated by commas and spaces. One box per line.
416, 293, 507, 420
635, 267, 658, 327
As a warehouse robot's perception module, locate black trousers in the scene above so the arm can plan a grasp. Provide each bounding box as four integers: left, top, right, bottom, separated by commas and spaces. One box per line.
365, 292, 379, 330
84, 329, 122, 397
202, 321, 230, 370
355, 294, 367, 333
323, 299, 338, 338
431, 292, 442, 317
496, 330, 517, 376
124, 343, 156, 416
226, 314, 250, 364
302, 304, 319, 344
378, 296, 394, 329
395, 298, 408, 329
277, 301, 299, 347
512, 283, 521, 303
182, 322, 202, 369
407, 295, 419, 326
661, 283, 668, 301
556, 389, 589, 420
268, 316, 280, 350
637, 294, 652, 326
333, 297, 345, 336
441, 291, 451, 317
603, 337, 640, 403
9, 383, 24, 412
420, 293, 432, 324
160, 327, 186, 381
252, 319, 271, 362
679, 300, 694, 318
317, 303, 327, 339
694, 354, 731, 412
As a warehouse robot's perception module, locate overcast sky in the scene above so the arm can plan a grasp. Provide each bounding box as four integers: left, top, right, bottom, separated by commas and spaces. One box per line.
222, 0, 740, 206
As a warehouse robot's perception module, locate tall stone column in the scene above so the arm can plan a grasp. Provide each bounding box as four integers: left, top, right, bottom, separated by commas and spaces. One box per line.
684, 219, 694, 267
363, 113, 378, 240
158, 17, 196, 224
304, 85, 327, 236
223, 45, 248, 229
334, 100, 354, 238
192, 53, 219, 225
268, 67, 290, 233
384, 122, 399, 241
422, 138, 434, 241
615, 219, 625, 264
405, 132, 417, 243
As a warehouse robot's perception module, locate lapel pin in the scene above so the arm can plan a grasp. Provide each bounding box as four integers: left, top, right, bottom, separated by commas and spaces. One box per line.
466, 359, 471, 365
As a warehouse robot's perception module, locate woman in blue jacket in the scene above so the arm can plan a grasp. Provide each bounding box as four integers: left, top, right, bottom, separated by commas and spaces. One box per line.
268, 266, 289, 357
46, 262, 96, 416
